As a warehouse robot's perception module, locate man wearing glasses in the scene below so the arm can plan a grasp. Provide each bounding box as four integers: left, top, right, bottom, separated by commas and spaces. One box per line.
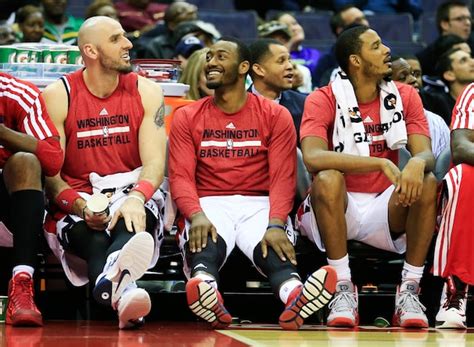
417, 0, 472, 76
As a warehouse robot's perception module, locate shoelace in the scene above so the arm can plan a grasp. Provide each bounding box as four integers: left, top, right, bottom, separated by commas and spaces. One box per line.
396, 291, 426, 313
11, 277, 35, 310
328, 291, 357, 312
446, 291, 466, 310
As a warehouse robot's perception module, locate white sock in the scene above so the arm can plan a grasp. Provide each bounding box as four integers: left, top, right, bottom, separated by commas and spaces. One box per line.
279, 279, 302, 304
13, 265, 34, 277
195, 273, 218, 289
327, 254, 351, 282
401, 262, 424, 283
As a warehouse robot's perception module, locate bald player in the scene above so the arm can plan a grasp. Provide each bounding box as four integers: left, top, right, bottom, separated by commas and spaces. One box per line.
42, 16, 167, 329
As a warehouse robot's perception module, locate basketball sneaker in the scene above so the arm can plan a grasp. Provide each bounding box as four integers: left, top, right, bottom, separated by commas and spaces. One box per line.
435, 277, 467, 329
6, 272, 43, 326
279, 266, 337, 330
117, 284, 151, 329
93, 232, 154, 309
392, 280, 428, 328
327, 280, 359, 327
186, 277, 232, 329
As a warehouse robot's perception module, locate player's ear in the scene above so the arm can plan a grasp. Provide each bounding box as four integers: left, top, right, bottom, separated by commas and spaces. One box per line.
239, 60, 250, 75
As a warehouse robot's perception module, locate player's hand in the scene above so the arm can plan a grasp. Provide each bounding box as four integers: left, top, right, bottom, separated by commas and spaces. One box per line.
109, 195, 146, 233
397, 157, 425, 207
380, 158, 401, 190
82, 207, 111, 231
261, 227, 297, 265
188, 212, 217, 253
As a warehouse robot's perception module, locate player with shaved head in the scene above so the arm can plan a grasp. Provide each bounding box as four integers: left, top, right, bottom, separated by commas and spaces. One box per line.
42, 16, 167, 329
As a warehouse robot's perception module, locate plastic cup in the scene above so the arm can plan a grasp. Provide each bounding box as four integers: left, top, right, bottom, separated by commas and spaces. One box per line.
0, 46, 16, 63
15, 47, 30, 63
87, 193, 110, 216
0, 296, 7, 323
67, 47, 83, 65
50, 47, 68, 64
42, 49, 52, 63
29, 48, 41, 63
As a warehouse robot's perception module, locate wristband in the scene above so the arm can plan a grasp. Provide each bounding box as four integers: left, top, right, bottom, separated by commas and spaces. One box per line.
267, 224, 286, 231
56, 188, 81, 214
127, 195, 146, 204
132, 180, 155, 202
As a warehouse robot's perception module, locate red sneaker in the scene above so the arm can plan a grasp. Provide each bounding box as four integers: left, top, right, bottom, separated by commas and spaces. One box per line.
279, 266, 337, 330
6, 272, 43, 327
186, 277, 232, 329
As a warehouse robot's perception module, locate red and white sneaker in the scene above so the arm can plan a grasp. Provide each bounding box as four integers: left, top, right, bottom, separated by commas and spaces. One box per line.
186, 277, 232, 329
279, 266, 337, 330
327, 281, 359, 327
392, 280, 428, 328
6, 272, 43, 327
435, 277, 468, 329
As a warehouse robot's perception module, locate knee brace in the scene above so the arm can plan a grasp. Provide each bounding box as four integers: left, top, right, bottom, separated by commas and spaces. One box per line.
253, 242, 300, 295
188, 234, 227, 281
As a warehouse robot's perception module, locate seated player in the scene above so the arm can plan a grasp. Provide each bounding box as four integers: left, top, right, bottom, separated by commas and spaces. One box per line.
169, 37, 336, 331
0, 72, 63, 326
298, 26, 437, 328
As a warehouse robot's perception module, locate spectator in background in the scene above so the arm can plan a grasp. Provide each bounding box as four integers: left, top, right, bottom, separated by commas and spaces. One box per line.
0, 23, 17, 45
258, 20, 312, 93
434, 47, 474, 125
333, 0, 422, 20
314, 5, 369, 87
248, 38, 307, 147
391, 56, 450, 159
174, 35, 204, 69
40, 0, 83, 45
273, 12, 321, 88
132, 1, 198, 58
85, 0, 118, 20
16, 5, 44, 42
417, 1, 472, 77
115, 0, 167, 34
178, 48, 213, 100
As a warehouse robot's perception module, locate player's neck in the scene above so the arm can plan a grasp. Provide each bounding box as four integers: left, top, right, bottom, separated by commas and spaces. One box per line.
253, 80, 281, 100
351, 74, 379, 103
83, 69, 120, 98
213, 86, 248, 114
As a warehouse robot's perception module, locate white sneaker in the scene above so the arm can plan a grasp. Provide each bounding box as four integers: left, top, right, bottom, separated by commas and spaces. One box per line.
117, 287, 151, 329
327, 281, 359, 327
393, 280, 428, 328
435, 280, 467, 329
93, 232, 154, 308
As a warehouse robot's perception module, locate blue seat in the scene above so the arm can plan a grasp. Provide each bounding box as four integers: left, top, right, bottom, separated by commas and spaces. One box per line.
294, 13, 335, 41
420, 15, 438, 45
198, 10, 258, 39
368, 13, 414, 42
187, 0, 235, 11
384, 40, 426, 55
422, 0, 446, 14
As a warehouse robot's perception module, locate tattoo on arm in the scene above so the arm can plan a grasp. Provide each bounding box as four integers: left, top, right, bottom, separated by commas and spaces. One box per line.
154, 100, 165, 128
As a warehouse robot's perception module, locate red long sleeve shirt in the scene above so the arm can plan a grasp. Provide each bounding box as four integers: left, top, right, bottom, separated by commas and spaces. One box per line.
169, 93, 296, 221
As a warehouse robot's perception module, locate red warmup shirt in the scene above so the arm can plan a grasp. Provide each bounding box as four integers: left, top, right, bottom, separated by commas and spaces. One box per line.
300, 81, 430, 193
60, 70, 143, 193
169, 93, 296, 221
0, 72, 62, 176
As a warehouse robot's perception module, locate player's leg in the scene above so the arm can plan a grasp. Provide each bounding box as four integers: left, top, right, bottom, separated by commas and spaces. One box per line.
3, 153, 44, 326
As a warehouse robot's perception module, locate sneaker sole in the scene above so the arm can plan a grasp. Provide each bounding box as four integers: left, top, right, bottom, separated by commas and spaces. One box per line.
279, 266, 337, 330
435, 320, 467, 329
327, 316, 359, 327
93, 232, 155, 307
118, 288, 151, 329
398, 318, 428, 329
186, 279, 232, 329
7, 312, 43, 327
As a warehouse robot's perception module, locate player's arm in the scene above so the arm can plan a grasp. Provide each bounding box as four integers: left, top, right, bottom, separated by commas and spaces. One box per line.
262, 108, 297, 264
452, 129, 474, 166
301, 136, 401, 186
109, 76, 166, 233
0, 91, 63, 176
42, 81, 109, 230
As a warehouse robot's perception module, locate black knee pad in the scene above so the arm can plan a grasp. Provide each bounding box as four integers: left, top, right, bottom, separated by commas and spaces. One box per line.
188, 234, 227, 281
253, 242, 300, 295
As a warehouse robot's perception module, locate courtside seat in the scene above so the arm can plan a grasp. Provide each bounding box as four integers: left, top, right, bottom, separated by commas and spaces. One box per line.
198, 10, 259, 40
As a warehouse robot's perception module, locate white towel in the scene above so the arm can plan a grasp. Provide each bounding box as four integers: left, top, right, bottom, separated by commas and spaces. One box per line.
331, 71, 407, 156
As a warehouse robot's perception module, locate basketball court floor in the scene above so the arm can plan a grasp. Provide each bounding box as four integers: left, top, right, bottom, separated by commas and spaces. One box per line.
3, 321, 473, 346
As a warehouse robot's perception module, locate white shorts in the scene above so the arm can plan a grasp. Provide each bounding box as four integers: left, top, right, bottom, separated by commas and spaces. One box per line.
44, 169, 165, 287
178, 195, 296, 277
297, 185, 406, 254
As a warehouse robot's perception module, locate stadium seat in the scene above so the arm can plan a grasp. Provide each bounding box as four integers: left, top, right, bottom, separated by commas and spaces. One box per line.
420, 15, 438, 45
198, 10, 259, 39
422, 0, 446, 14
368, 13, 414, 42
294, 13, 335, 41
383, 40, 426, 55
187, 0, 235, 11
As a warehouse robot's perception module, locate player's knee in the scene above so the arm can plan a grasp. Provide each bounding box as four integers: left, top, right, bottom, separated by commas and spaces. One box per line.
312, 169, 345, 203
419, 172, 438, 205
3, 152, 42, 190
5, 152, 41, 174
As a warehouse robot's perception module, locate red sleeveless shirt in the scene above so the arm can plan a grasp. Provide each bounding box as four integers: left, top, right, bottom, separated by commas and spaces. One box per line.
61, 70, 144, 193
